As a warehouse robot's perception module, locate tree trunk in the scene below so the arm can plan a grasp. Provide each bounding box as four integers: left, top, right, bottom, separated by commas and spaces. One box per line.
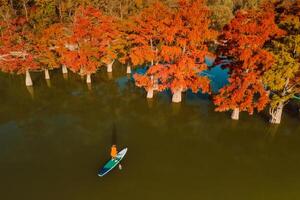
80, 67, 84, 76
25, 70, 33, 86
153, 78, 158, 90
107, 60, 115, 73
58, 2, 63, 23
126, 65, 131, 74
231, 108, 240, 120
62, 65, 68, 74
182, 45, 186, 54
147, 88, 154, 99
172, 89, 182, 103
86, 74, 91, 84
44, 69, 50, 80
269, 103, 284, 124
150, 39, 154, 66
150, 75, 158, 90
22, 0, 28, 21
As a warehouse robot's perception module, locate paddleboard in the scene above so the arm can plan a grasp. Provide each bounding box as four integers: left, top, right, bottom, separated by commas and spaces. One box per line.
98, 148, 128, 177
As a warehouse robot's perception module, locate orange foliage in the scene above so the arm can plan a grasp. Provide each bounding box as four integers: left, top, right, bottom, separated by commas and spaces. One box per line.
0, 18, 38, 74
133, 0, 216, 95
35, 23, 65, 70
214, 8, 284, 114
59, 6, 120, 75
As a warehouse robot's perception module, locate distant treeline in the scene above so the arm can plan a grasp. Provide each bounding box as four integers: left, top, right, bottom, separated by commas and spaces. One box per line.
1, 0, 261, 26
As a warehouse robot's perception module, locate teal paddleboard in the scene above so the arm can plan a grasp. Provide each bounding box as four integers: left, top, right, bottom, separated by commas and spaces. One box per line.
98, 148, 128, 177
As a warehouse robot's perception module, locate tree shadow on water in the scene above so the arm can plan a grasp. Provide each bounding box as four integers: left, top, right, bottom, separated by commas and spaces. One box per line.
112, 123, 117, 146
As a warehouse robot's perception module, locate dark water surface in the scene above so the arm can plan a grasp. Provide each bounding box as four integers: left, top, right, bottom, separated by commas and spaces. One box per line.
0, 67, 300, 200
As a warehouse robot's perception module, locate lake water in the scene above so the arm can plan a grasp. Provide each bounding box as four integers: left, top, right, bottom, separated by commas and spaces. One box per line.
0, 65, 300, 200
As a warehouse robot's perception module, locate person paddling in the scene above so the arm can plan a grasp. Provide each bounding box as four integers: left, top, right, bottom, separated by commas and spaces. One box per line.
111, 144, 117, 159
111, 144, 122, 170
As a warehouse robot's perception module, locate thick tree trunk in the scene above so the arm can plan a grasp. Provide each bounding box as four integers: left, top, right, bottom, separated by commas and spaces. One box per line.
44, 69, 50, 80
126, 65, 131, 74
86, 74, 91, 84
231, 108, 240, 120
269, 103, 284, 124
25, 70, 33, 86
147, 88, 154, 99
172, 89, 182, 103
107, 60, 115, 73
62, 65, 68, 74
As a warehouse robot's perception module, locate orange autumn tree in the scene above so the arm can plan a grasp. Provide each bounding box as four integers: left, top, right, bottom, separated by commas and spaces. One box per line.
60, 6, 119, 84
128, 2, 171, 98
213, 7, 284, 120
133, 0, 216, 102
117, 20, 136, 75
128, 2, 170, 68
0, 17, 38, 86
100, 18, 123, 73
35, 23, 65, 81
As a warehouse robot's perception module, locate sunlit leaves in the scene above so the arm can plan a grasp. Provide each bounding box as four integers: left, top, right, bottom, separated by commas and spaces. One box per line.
59, 6, 120, 75
0, 18, 38, 74
263, 0, 300, 109
214, 7, 283, 114
132, 0, 215, 97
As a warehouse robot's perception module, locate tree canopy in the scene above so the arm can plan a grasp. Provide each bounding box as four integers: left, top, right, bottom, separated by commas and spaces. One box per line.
0, 0, 299, 124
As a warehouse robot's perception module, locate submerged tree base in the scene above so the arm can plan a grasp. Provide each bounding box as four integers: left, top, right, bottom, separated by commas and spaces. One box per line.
86, 74, 92, 84
62, 65, 68, 74
172, 89, 182, 103
147, 88, 154, 99
45, 69, 50, 80
25, 70, 33, 86
107, 60, 115, 73
270, 103, 284, 124
126, 65, 131, 74
231, 108, 240, 120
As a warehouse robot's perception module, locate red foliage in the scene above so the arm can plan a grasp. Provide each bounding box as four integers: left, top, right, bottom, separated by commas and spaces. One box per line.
128, 2, 171, 66
133, 0, 216, 96
59, 6, 120, 75
35, 23, 65, 69
214, 8, 284, 114
0, 18, 38, 74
